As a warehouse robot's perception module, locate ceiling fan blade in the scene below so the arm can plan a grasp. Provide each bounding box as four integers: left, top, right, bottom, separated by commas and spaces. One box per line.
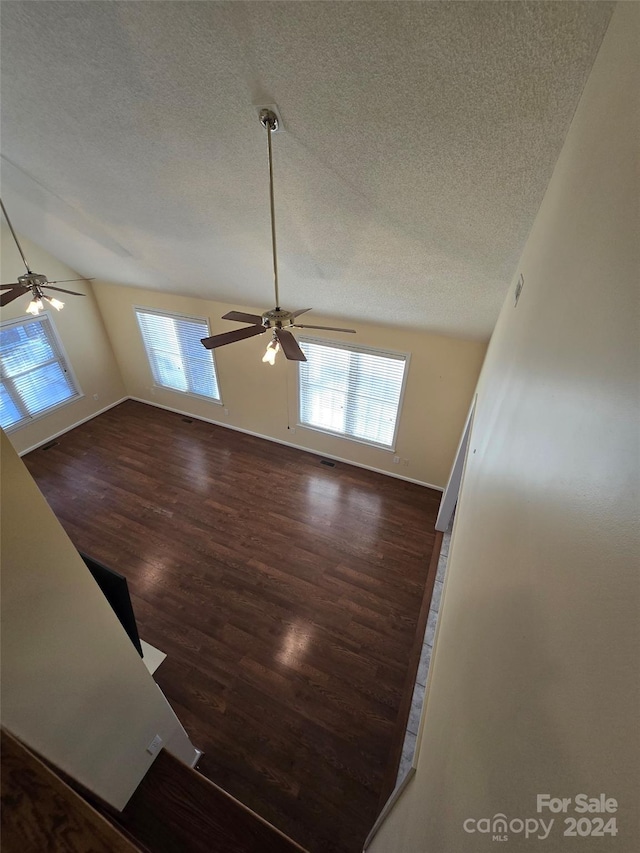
43, 285, 86, 296
48, 278, 95, 285
291, 308, 312, 318
275, 329, 307, 361
1, 285, 30, 306
0, 283, 21, 289
201, 324, 265, 350
293, 324, 356, 333
222, 310, 264, 325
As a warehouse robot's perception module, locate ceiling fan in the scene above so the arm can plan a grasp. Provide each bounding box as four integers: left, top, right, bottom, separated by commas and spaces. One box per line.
0, 198, 93, 314
201, 109, 355, 364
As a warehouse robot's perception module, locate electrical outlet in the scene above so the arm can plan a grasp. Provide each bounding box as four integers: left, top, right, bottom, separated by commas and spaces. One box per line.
223, 408, 229, 416
393, 456, 400, 464
146, 734, 163, 756
93, 394, 99, 401
402, 459, 410, 467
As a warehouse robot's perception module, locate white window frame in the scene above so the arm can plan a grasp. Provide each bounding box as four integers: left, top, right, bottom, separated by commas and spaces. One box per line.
0, 312, 83, 433
296, 336, 410, 451
134, 306, 223, 404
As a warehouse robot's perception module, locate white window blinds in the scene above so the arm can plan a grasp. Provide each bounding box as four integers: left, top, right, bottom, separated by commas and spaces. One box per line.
135, 308, 221, 402
0, 314, 81, 431
298, 338, 408, 449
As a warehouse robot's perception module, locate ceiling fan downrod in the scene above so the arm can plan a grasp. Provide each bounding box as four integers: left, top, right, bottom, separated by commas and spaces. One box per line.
260, 109, 281, 311
199, 108, 355, 358
0, 198, 32, 273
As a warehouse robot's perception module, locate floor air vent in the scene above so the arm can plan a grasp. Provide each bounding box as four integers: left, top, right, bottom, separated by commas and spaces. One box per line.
42, 441, 60, 451
182, 418, 193, 423
320, 459, 336, 467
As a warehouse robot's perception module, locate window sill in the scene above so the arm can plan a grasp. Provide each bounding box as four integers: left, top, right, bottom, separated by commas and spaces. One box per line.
152, 385, 223, 406
296, 421, 396, 453
3, 394, 85, 434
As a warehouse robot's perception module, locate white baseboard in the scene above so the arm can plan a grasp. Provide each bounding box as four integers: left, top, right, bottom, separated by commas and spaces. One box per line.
363, 767, 416, 849
18, 397, 129, 456
128, 396, 444, 491
17, 392, 445, 491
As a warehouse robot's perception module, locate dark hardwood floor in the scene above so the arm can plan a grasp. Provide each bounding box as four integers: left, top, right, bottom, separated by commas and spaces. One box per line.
23, 400, 440, 853
1, 730, 140, 853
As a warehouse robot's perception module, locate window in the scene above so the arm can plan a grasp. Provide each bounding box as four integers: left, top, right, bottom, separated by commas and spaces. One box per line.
298, 338, 408, 449
135, 308, 221, 402
0, 314, 82, 431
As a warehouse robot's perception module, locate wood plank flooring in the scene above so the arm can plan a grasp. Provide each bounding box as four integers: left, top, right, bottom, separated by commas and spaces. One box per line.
119, 748, 309, 853
1, 730, 142, 853
23, 400, 440, 853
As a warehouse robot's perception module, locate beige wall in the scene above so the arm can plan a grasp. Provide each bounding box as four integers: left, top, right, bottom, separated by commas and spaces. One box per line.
92, 284, 485, 489
1, 199, 485, 485
0, 431, 197, 808
1, 225, 126, 454
369, 4, 639, 851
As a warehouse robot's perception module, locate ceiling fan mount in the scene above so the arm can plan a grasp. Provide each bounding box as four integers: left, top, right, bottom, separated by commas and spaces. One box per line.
259, 108, 279, 133
200, 107, 355, 362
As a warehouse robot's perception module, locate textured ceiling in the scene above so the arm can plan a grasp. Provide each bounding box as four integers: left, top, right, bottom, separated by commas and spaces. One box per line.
1, 1, 613, 339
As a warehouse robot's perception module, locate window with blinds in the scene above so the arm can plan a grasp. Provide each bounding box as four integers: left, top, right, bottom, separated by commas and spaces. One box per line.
0, 314, 82, 431
298, 338, 408, 449
135, 308, 221, 402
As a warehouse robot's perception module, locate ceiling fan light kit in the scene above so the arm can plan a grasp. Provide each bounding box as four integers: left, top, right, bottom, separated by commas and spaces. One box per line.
26, 288, 65, 315
200, 108, 355, 363
262, 337, 280, 365
0, 198, 92, 312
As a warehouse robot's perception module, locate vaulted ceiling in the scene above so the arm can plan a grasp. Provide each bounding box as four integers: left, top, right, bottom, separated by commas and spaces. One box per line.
1, 1, 613, 339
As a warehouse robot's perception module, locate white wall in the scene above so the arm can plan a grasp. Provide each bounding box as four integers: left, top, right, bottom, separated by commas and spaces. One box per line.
369, 4, 639, 851
1, 225, 127, 454
0, 431, 197, 809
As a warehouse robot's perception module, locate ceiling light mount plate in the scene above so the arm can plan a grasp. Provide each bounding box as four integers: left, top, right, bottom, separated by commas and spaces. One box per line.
256, 103, 285, 132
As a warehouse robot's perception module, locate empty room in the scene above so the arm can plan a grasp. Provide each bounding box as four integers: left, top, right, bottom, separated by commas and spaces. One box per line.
1, 2, 638, 852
